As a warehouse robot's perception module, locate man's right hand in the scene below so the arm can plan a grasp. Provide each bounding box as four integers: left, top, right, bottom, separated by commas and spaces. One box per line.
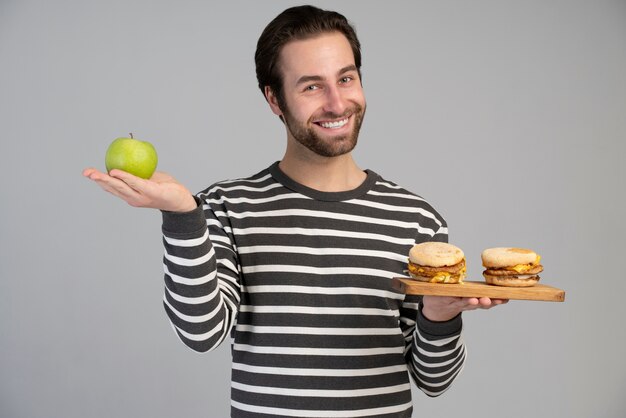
82, 168, 198, 213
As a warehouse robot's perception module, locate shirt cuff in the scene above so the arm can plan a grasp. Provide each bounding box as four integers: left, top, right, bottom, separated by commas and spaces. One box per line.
417, 303, 463, 338
161, 196, 206, 237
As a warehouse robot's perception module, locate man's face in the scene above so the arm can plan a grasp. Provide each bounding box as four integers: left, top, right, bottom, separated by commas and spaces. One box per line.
271, 32, 366, 158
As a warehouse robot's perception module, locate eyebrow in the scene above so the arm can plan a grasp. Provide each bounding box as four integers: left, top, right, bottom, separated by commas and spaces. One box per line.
295, 65, 358, 86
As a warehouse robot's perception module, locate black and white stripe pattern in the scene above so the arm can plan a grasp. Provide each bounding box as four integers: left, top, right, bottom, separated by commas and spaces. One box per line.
161, 162, 466, 417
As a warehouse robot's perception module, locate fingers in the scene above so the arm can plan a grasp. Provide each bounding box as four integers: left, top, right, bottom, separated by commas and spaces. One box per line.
109, 169, 148, 193
84, 167, 147, 205
457, 298, 480, 312
96, 178, 131, 200
421, 295, 509, 321
83, 167, 107, 180
95, 175, 139, 200
465, 297, 509, 311
86, 168, 152, 195
444, 297, 509, 314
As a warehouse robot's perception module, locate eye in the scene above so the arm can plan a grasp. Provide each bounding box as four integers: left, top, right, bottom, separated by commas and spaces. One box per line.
304, 84, 320, 92
339, 76, 354, 84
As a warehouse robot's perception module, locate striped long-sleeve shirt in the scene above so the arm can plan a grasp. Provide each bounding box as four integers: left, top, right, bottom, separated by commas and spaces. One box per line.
161, 162, 466, 418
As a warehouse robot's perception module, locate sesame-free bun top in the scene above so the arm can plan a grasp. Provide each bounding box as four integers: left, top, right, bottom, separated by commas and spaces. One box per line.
481, 247, 538, 268
409, 242, 465, 267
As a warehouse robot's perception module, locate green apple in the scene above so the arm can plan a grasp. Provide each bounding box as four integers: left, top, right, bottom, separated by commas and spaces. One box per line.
105, 134, 158, 179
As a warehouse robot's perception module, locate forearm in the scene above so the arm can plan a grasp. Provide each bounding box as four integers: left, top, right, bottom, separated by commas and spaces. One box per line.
409, 304, 466, 397
161, 201, 236, 352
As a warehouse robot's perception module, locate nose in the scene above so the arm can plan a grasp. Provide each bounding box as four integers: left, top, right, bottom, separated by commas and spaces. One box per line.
322, 85, 347, 116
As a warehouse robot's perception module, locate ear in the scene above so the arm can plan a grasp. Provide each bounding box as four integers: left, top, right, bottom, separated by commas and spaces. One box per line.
264, 86, 283, 117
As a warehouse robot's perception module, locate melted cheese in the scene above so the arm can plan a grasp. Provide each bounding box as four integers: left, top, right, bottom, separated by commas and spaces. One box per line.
429, 271, 451, 283
506, 255, 541, 273
407, 261, 466, 283
428, 266, 467, 283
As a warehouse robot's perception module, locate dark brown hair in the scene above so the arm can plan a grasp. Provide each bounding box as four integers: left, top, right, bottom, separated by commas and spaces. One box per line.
254, 5, 362, 108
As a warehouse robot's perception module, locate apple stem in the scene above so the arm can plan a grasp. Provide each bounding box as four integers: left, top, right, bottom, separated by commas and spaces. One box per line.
130, 132, 134, 139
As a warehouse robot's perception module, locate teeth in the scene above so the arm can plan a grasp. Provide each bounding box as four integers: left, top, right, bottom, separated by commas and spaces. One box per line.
319, 118, 348, 129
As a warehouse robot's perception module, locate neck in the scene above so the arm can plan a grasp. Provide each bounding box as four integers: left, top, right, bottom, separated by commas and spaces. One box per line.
279, 146, 366, 192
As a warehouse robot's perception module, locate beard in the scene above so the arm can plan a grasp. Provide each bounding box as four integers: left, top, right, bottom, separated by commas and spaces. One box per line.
281, 103, 366, 158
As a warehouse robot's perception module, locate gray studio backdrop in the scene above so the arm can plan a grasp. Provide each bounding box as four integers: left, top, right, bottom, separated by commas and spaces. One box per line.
1, 1, 625, 417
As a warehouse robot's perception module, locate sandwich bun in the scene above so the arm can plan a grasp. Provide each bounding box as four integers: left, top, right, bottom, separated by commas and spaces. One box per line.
408, 242, 466, 284
483, 273, 540, 287
481, 247, 543, 287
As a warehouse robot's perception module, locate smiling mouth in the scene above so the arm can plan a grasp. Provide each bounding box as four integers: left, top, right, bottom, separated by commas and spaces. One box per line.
315, 116, 350, 129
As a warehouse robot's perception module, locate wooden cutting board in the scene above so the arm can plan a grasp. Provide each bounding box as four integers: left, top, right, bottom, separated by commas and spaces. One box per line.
393, 278, 565, 302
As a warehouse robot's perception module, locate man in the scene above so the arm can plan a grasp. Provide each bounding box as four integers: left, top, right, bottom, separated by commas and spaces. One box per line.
84, 5, 505, 417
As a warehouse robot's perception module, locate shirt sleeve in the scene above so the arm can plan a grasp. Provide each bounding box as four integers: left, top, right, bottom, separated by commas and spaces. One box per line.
160, 193, 241, 352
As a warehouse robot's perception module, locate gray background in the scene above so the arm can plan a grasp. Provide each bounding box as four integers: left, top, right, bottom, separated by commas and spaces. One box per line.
1, 0, 625, 417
